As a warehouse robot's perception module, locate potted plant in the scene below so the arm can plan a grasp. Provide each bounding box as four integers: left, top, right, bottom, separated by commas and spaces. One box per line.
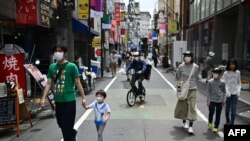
241, 79, 250, 90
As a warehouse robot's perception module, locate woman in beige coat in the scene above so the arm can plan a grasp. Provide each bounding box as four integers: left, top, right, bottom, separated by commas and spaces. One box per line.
174, 51, 199, 135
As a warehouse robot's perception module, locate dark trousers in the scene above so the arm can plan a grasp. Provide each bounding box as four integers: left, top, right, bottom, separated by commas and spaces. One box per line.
130, 73, 144, 94
225, 95, 238, 125
208, 101, 222, 128
56, 101, 77, 141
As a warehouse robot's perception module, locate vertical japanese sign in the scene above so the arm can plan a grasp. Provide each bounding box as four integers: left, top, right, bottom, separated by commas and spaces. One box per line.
78, 0, 89, 19
16, 0, 38, 25
39, 0, 50, 27
0, 54, 27, 97
114, 3, 120, 26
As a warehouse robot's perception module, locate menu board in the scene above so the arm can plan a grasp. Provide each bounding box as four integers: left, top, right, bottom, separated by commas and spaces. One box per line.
0, 97, 16, 125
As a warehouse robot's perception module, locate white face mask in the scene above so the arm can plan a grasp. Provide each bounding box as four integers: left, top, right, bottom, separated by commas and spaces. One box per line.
213, 74, 219, 79
134, 57, 139, 61
184, 57, 191, 63
54, 52, 64, 61
96, 96, 104, 102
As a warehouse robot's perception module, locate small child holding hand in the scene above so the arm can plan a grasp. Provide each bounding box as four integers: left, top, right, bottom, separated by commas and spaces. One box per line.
84, 90, 111, 141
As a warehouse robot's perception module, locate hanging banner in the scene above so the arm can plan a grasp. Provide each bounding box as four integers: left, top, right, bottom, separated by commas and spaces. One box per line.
114, 2, 120, 26
16, 0, 38, 25
91, 9, 103, 18
78, 0, 89, 19
102, 14, 111, 29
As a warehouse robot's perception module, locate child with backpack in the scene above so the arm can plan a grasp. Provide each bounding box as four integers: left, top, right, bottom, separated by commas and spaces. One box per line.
84, 90, 111, 141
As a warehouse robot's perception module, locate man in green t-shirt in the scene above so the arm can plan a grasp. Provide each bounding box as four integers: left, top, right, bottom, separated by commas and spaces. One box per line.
40, 45, 87, 141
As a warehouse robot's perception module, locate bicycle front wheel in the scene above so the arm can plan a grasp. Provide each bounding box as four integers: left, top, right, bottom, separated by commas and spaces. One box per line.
127, 90, 136, 107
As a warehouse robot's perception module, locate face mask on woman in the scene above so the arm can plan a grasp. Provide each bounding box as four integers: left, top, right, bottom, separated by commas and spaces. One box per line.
184, 57, 191, 63
54, 52, 64, 61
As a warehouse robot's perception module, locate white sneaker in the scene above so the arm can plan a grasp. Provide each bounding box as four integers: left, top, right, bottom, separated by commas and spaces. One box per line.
182, 122, 189, 129
188, 127, 194, 134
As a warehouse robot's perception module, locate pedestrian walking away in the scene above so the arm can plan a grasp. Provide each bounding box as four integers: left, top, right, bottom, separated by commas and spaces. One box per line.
109, 51, 118, 77
207, 68, 226, 133
203, 51, 215, 82
222, 58, 241, 125
174, 51, 199, 135
40, 45, 87, 141
84, 90, 111, 141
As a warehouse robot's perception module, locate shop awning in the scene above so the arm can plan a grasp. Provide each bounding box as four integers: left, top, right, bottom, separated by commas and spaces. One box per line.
72, 18, 100, 36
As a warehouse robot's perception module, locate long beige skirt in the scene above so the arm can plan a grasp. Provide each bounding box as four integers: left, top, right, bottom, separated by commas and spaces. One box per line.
174, 89, 197, 121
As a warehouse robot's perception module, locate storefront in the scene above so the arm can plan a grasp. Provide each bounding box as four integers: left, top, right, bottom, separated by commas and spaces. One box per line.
189, 0, 250, 78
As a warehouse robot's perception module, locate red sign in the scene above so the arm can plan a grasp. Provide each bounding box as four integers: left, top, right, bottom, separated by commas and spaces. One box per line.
120, 28, 125, 35
0, 54, 27, 96
95, 49, 101, 57
16, 0, 38, 25
115, 3, 120, 26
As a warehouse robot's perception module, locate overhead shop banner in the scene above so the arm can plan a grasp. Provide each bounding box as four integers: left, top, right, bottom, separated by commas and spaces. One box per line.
16, 0, 38, 25
16, 0, 50, 28
90, 0, 103, 19
102, 14, 111, 29
114, 2, 120, 26
78, 0, 89, 19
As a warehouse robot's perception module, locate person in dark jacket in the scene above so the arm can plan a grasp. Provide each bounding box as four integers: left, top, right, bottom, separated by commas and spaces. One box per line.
126, 52, 146, 95
152, 51, 159, 67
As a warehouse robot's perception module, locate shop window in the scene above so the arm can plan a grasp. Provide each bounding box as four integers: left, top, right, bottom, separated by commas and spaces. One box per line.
201, 0, 206, 19
224, 0, 231, 8
210, 0, 216, 15
232, 0, 239, 3
217, 0, 223, 11
197, 0, 201, 22
190, 3, 194, 24
205, 0, 210, 17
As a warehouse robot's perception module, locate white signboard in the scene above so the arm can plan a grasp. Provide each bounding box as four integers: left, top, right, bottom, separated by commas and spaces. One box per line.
173, 41, 187, 68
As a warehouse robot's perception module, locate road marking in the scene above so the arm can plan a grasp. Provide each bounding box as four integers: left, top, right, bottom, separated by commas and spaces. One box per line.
151, 63, 224, 138
60, 76, 117, 141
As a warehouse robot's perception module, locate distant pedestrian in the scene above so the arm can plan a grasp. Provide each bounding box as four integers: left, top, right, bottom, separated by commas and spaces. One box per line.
174, 51, 199, 135
109, 51, 118, 77
125, 51, 132, 81
222, 58, 241, 125
207, 68, 226, 133
40, 45, 87, 141
152, 51, 159, 67
84, 90, 111, 141
204, 51, 215, 82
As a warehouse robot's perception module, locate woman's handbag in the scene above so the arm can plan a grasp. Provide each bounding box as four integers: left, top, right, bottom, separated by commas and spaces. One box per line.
176, 65, 195, 100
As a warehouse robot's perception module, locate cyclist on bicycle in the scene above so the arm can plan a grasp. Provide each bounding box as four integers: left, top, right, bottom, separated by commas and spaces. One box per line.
126, 51, 147, 96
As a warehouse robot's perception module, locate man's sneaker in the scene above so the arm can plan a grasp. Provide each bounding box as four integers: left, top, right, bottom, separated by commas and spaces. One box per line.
188, 127, 194, 134
182, 122, 189, 129
212, 128, 219, 133
208, 123, 213, 130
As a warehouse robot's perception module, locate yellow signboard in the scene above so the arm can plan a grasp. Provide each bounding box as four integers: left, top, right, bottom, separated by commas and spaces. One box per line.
169, 20, 177, 34
78, 0, 89, 19
92, 37, 101, 48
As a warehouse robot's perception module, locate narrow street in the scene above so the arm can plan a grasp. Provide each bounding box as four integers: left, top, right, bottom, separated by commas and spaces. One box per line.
7, 61, 249, 141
